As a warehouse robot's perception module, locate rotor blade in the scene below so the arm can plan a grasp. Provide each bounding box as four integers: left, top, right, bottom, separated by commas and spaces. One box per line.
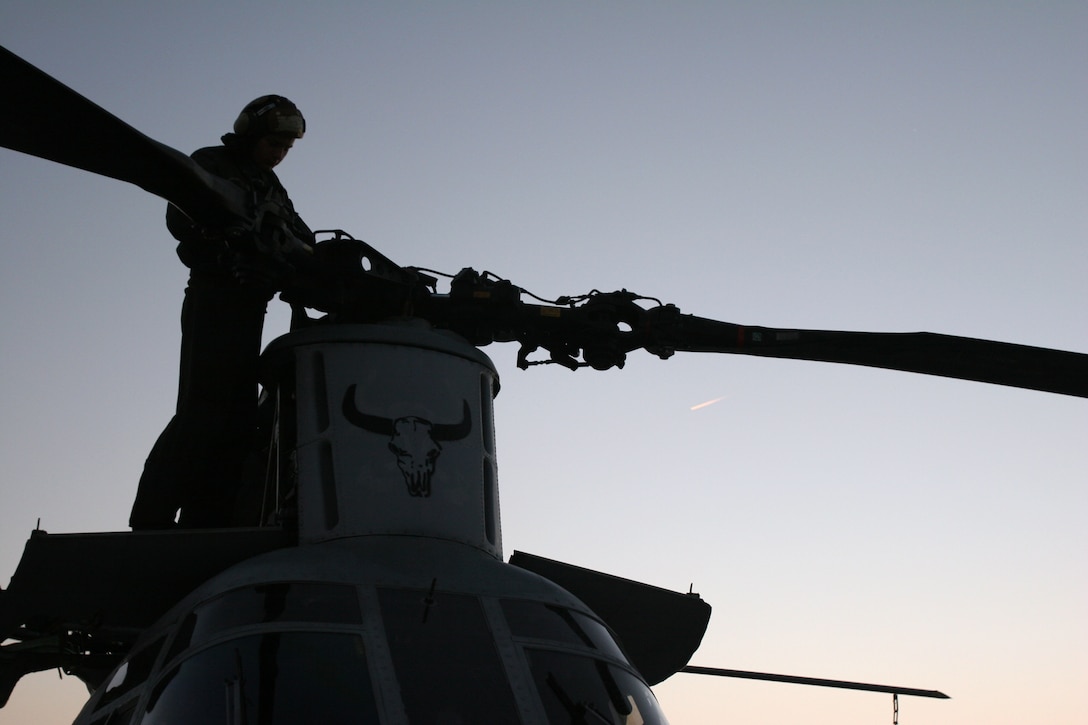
653, 312, 1088, 398
0, 45, 245, 225
681, 665, 949, 699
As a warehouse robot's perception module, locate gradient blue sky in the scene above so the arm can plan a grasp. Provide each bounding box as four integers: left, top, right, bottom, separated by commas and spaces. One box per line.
2, 3, 1085, 724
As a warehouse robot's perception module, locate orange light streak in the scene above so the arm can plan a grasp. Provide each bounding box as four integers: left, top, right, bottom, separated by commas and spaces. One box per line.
690, 396, 725, 411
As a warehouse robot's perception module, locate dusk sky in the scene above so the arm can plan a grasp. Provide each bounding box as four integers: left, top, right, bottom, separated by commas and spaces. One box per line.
2, 3, 1085, 724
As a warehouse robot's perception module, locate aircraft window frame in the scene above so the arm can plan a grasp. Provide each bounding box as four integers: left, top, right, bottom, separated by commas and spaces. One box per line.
164, 581, 361, 663
140, 630, 378, 725
85, 696, 137, 725
377, 586, 522, 723
92, 635, 166, 713
523, 647, 669, 725
501, 598, 628, 664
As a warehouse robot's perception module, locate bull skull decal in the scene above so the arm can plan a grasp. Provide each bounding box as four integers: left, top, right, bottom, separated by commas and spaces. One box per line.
341, 384, 472, 497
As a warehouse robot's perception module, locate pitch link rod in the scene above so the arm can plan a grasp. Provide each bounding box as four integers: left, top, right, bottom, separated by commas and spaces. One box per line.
680, 665, 950, 699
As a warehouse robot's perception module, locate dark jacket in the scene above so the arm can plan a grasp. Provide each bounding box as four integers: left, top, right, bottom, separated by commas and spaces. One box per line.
166, 139, 312, 272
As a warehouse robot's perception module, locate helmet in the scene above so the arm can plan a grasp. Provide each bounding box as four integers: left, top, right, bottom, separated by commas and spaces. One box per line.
233, 95, 306, 139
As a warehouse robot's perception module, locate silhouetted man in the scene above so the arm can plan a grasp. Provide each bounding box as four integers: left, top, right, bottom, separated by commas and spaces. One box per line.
130, 95, 312, 529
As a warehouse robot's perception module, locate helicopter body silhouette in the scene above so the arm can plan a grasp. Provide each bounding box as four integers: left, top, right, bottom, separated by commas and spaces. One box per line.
3, 315, 706, 724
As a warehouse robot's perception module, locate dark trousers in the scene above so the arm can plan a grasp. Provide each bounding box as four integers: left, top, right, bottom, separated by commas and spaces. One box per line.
130, 271, 269, 529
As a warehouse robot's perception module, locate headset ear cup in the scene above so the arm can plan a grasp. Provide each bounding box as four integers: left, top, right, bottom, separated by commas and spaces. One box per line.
233, 109, 251, 135
234, 96, 273, 136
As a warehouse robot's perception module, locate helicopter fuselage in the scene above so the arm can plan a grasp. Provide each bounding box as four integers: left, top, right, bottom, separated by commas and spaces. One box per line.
69, 320, 676, 725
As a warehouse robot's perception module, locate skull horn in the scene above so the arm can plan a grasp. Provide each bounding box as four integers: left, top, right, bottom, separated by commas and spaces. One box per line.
341, 384, 394, 434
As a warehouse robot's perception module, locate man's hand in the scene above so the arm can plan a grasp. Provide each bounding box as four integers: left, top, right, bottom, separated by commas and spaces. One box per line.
226, 250, 287, 294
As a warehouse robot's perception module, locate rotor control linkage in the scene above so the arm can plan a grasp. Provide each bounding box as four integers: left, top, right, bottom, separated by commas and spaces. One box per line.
279, 236, 1088, 398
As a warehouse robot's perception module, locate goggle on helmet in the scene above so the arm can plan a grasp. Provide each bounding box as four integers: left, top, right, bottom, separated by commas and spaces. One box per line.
233, 95, 306, 139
